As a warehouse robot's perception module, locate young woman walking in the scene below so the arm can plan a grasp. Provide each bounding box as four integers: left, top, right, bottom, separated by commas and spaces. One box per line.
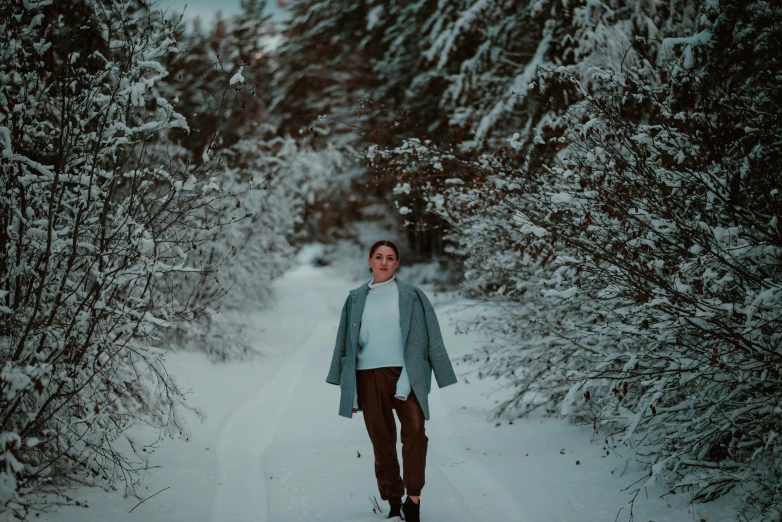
326, 240, 458, 522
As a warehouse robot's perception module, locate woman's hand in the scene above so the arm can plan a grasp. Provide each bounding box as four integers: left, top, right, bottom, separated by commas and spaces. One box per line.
352, 408, 358, 413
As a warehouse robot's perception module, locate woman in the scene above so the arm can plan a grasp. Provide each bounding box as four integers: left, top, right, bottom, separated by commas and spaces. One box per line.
326, 240, 458, 522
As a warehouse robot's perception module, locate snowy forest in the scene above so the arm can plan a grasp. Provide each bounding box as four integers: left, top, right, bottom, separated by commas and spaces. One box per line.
1, 0, 780, 520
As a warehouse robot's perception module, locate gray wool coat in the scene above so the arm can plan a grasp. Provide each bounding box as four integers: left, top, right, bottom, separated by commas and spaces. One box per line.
326, 278, 457, 420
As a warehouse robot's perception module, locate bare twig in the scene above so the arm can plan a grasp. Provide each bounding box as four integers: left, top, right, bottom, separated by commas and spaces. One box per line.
128, 486, 170, 514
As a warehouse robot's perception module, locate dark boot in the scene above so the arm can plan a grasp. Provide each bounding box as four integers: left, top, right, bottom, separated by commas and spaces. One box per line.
387, 502, 403, 519
402, 497, 420, 522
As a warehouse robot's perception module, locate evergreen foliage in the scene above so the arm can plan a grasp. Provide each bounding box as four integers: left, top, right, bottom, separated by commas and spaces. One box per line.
365, 0, 782, 517
2, 0, 779, 517
0, 0, 344, 511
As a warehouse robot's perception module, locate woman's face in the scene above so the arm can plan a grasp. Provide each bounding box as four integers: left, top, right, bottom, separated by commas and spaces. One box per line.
368, 246, 400, 283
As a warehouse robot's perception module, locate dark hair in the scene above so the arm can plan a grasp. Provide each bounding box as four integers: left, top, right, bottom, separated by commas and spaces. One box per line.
369, 240, 400, 260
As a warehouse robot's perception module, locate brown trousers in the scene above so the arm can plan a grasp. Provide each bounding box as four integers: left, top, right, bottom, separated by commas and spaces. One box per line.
356, 367, 428, 504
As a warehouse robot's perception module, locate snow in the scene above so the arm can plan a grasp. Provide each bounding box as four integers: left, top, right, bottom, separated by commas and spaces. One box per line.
507, 132, 523, 150
366, 5, 384, 31
475, 33, 552, 138
44, 261, 739, 522
661, 29, 712, 67
229, 66, 245, 86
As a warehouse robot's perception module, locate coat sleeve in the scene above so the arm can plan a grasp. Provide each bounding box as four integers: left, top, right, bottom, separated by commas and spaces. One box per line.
416, 288, 458, 389
326, 296, 350, 385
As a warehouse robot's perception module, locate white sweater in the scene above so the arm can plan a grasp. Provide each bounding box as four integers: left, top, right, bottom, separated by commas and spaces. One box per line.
356, 276, 411, 400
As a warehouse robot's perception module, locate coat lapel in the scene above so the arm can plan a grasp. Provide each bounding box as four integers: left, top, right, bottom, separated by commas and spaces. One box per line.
397, 280, 415, 350
350, 282, 370, 351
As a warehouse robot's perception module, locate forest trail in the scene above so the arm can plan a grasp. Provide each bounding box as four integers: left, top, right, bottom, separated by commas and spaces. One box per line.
47, 263, 737, 522
210, 265, 525, 522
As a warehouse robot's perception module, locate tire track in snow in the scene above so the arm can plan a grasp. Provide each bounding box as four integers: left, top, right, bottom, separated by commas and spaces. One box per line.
427, 387, 530, 522
211, 313, 332, 521
212, 266, 527, 521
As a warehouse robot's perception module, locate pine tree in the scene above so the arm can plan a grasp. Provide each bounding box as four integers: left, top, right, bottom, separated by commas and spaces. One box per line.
373, 0, 782, 517
272, 0, 387, 136
165, 0, 274, 160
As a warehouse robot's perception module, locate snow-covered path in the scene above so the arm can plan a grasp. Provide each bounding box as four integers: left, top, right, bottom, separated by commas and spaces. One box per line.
210, 266, 525, 522
210, 319, 334, 521
47, 263, 738, 522
209, 266, 338, 521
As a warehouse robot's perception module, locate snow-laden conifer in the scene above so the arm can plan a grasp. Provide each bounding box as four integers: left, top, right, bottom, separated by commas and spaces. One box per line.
368, 0, 781, 517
